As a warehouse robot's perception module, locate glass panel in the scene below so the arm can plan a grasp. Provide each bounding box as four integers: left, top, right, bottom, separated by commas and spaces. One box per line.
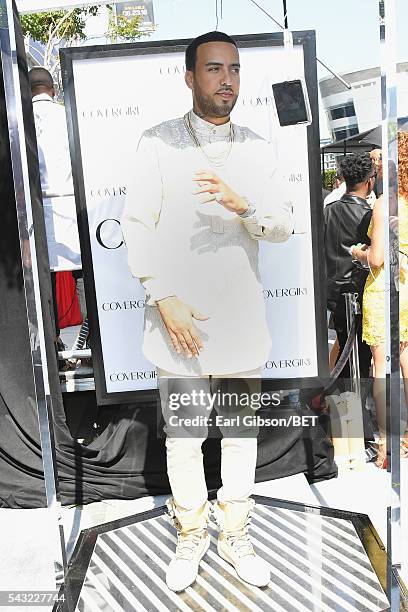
345, 103, 357, 117
0, 0, 67, 594
0, 0, 408, 609
330, 106, 346, 120
330, 103, 356, 121
333, 128, 348, 141
396, 0, 408, 599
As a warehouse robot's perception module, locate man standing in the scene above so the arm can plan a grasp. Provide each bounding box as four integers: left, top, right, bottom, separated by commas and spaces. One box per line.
29, 68, 85, 351
324, 152, 374, 380
122, 31, 293, 591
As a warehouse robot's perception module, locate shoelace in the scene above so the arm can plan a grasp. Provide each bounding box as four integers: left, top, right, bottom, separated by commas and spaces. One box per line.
225, 529, 255, 558
176, 530, 206, 561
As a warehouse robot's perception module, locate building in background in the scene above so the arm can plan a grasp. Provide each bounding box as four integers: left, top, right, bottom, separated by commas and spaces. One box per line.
320, 137, 337, 171
320, 62, 408, 142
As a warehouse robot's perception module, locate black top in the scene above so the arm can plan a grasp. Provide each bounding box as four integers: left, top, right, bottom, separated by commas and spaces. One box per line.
323, 194, 372, 310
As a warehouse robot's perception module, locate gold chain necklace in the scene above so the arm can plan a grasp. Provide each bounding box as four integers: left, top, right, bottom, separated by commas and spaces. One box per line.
183, 112, 234, 168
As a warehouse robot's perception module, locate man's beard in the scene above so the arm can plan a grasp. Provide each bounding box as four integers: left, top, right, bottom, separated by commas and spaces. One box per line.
193, 88, 238, 119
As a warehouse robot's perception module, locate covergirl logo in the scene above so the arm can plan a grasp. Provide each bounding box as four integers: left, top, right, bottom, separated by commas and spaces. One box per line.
263, 288, 308, 299
109, 370, 157, 381
89, 186, 127, 198
96, 218, 123, 250
289, 172, 303, 182
264, 358, 311, 369
102, 300, 145, 311
81, 106, 140, 120
159, 64, 185, 76
240, 96, 273, 108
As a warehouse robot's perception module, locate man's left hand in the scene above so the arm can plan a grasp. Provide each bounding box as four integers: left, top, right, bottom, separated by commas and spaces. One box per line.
193, 170, 248, 215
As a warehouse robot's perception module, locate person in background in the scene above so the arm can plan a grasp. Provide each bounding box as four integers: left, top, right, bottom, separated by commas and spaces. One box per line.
324, 153, 374, 383
29, 68, 85, 363
370, 148, 383, 197
352, 132, 408, 467
324, 169, 345, 370
324, 170, 346, 207
325, 163, 376, 209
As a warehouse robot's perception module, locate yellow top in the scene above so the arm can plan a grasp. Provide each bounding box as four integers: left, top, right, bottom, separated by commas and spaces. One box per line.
362, 196, 408, 345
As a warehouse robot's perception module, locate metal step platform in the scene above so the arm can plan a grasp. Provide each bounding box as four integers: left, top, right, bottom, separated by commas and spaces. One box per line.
55, 495, 391, 612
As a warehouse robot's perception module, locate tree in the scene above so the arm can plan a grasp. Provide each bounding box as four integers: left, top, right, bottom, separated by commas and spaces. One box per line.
323, 168, 336, 190
108, 11, 147, 43
21, 5, 146, 77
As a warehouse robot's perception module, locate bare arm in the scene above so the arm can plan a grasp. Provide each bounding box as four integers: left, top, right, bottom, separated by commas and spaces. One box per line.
352, 195, 384, 268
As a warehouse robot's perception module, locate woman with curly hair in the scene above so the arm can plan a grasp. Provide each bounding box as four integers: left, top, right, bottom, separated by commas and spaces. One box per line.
352, 131, 408, 468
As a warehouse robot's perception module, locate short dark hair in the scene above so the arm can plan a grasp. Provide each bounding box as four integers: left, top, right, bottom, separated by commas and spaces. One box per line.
29, 67, 53, 91
339, 153, 374, 189
185, 31, 237, 72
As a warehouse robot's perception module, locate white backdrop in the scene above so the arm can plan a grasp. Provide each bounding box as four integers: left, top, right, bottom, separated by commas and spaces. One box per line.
69, 43, 319, 394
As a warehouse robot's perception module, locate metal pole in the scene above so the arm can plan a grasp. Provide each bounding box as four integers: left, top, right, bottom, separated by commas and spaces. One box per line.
380, 1, 401, 610
343, 293, 361, 397
0, 0, 70, 599
247, 0, 352, 90
321, 148, 325, 187
282, 0, 288, 29
315, 57, 352, 91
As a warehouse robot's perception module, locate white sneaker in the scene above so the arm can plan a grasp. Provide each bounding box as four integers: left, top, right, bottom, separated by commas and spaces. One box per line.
215, 500, 270, 588
218, 529, 270, 587
165, 498, 211, 592
166, 529, 210, 592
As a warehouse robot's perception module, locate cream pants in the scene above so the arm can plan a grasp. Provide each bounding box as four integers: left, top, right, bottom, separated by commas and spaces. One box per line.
157, 368, 261, 512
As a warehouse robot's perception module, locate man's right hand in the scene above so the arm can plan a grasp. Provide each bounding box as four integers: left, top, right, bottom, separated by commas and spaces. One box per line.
156, 296, 209, 358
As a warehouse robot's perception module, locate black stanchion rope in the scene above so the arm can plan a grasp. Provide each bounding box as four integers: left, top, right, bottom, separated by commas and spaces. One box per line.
302, 314, 359, 405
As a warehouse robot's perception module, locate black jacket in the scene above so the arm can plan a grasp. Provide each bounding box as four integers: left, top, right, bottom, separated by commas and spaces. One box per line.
324, 194, 372, 310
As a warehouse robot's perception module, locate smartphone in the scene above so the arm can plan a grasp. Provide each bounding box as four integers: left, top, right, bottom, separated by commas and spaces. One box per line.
272, 79, 312, 127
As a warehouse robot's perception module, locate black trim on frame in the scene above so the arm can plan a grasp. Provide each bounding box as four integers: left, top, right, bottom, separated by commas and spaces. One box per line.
53, 506, 166, 612
54, 494, 393, 612
60, 31, 329, 405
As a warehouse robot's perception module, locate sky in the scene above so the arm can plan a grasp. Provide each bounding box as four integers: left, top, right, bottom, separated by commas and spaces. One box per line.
143, 0, 408, 76
85, 0, 408, 139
